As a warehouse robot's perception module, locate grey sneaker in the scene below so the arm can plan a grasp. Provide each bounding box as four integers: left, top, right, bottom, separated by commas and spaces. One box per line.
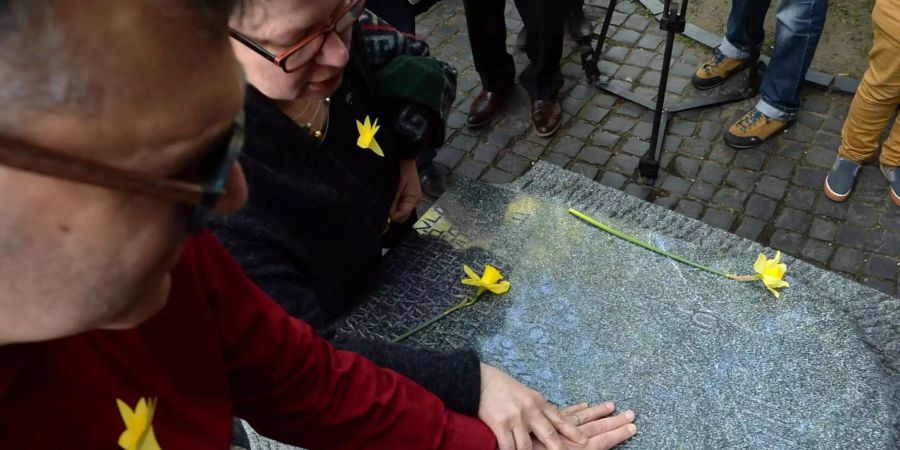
880, 163, 900, 206
823, 157, 862, 202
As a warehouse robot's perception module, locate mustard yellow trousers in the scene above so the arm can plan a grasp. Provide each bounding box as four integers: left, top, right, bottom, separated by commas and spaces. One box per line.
839, 0, 900, 166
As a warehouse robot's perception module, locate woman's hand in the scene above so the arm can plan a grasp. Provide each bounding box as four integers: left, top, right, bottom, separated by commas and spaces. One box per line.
531, 403, 637, 450
479, 363, 586, 450
389, 158, 423, 224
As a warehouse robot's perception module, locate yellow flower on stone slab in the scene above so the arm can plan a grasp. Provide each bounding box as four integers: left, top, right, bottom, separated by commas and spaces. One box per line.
462, 264, 510, 295
116, 397, 161, 450
753, 251, 790, 298
356, 115, 384, 157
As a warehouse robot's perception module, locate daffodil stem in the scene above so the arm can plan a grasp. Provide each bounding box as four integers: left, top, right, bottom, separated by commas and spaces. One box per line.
390, 291, 486, 343
568, 208, 730, 278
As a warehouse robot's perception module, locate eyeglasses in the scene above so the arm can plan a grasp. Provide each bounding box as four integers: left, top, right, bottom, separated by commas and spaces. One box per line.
0, 110, 245, 233
229, 0, 366, 73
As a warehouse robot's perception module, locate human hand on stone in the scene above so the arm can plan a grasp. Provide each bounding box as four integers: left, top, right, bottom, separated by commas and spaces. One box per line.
389, 158, 423, 224
479, 363, 587, 450
530, 403, 637, 450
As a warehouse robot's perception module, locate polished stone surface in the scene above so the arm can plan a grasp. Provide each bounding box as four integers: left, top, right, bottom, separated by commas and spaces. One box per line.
333, 162, 900, 449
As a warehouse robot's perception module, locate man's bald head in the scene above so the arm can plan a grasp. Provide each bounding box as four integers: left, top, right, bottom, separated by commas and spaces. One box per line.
0, 0, 247, 344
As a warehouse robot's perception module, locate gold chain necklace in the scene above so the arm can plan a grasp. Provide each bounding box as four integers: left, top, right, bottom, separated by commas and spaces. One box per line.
281, 97, 331, 143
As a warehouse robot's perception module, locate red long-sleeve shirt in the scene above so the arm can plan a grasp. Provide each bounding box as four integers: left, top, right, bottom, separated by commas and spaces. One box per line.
0, 230, 497, 449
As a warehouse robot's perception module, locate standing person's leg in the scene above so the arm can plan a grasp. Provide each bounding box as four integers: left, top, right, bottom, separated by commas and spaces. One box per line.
366, 0, 417, 34
567, 0, 593, 43
520, 0, 567, 137
826, 0, 900, 203
693, 0, 772, 90
724, 0, 828, 149
463, 0, 517, 127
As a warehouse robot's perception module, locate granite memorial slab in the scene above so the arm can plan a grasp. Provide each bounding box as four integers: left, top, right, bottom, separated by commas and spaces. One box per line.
328, 162, 900, 449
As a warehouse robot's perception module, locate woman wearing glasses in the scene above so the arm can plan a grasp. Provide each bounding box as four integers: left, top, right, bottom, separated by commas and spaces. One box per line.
216, 1, 636, 450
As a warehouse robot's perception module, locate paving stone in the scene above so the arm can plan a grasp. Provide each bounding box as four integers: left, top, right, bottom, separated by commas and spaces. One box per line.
665, 77, 691, 95
671, 62, 696, 78
562, 97, 584, 115
834, 75, 861, 94
800, 239, 834, 265
878, 208, 900, 234
612, 28, 641, 45
734, 217, 767, 241
668, 200, 702, 221
793, 166, 828, 190
582, 106, 611, 123
697, 121, 721, 140
835, 223, 869, 249
809, 217, 839, 242
623, 182, 653, 199
481, 168, 516, 184
653, 196, 678, 209
755, 175, 789, 199
632, 122, 653, 139
804, 95, 831, 114
576, 145, 611, 165
733, 150, 766, 171
623, 14, 651, 31
455, 159, 488, 179
673, 156, 701, 179
434, 147, 466, 169
637, 33, 665, 50
450, 133, 479, 151
639, 70, 661, 87
862, 277, 894, 295
608, 153, 640, 175
697, 162, 726, 185
570, 162, 599, 180
604, 115, 637, 133
744, 195, 777, 221
622, 138, 650, 157
669, 120, 696, 137
813, 195, 849, 220
660, 175, 691, 196
777, 141, 807, 160
662, 136, 683, 153
769, 229, 803, 255
497, 154, 532, 176
617, 102, 645, 118
688, 181, 716, 202
513, 141, 545, 160
830, 246, 864, 273
725, 170, 757, 192
599, 171, 628, 189
625, 49, 655, 67
775, 208, 813, 233
866, 230, 900, 257
804, 146, 837, 169
865, 255, 899, 280
764, 157, 795, 180
543, 152, 571, 168
679, 138, 712, 158
846, 202, 881, 227
568, 121, 596, 140
472, 144, 500, 163
822, 117, 844, 135
604, 45, 629, 63
784, 186, 817, 211
553, 136, 584, 157
713, 187, 748, 211
701, 208, 736, 231
590, 131, 621, 149
487, 130, 516, 148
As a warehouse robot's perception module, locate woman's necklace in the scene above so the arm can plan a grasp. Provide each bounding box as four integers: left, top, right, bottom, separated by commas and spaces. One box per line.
280, 97, 331, 143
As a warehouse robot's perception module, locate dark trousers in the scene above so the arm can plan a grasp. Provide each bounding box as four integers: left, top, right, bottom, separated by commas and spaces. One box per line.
366, 0, 417, 34
462, 0, 569, 100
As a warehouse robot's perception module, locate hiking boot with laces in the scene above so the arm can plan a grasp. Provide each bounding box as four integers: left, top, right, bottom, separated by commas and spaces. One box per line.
824, 157, 862, 202
691, 48, 751, 90
724, 109, 788, 149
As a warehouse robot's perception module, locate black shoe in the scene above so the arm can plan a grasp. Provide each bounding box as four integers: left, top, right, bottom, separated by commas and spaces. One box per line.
567, 10, 593, 43
420, 163, 448, 198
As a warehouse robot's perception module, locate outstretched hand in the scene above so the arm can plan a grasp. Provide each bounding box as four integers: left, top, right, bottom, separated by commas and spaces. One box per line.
531, 403, 637, 450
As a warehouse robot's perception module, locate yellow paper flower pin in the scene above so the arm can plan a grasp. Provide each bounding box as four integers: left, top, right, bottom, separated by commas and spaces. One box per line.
116, 397, 161, 450
462, 264, 510, 295
356, 116, 384, 157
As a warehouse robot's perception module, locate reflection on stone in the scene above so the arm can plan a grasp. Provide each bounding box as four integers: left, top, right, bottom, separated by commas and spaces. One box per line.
334, 162, 900, 449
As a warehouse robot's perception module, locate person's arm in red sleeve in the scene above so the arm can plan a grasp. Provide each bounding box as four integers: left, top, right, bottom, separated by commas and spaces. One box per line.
194, 230, 497, 449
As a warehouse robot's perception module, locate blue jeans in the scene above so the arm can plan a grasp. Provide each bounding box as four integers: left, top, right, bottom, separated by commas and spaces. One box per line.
719, 0, 829, 121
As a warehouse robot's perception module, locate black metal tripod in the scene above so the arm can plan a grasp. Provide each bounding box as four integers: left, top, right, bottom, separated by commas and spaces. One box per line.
582, 0, 760, 183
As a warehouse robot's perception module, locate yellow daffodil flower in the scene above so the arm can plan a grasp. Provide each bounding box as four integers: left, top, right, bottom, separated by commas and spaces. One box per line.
356, 116, 384, 157
753, 251, 790, 298
462, 264, 510, 295
116, 397, 161, 450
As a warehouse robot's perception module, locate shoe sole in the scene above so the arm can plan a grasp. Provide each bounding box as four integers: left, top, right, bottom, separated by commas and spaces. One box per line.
823, 176, 851, 202
467, 117, 493, 129
533, 118, 562, 138
891, 187, 900, 206
691, 61, 752, 91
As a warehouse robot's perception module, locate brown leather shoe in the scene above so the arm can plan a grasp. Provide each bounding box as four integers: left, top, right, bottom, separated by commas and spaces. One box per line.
467, 88, 512, 128
531, 97, 561, 138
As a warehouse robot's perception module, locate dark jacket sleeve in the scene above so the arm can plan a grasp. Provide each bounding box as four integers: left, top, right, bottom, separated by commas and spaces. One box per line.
332, 336, 482, 417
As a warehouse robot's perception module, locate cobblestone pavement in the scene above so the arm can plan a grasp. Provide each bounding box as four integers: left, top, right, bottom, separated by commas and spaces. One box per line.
414, 0, 900, 297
